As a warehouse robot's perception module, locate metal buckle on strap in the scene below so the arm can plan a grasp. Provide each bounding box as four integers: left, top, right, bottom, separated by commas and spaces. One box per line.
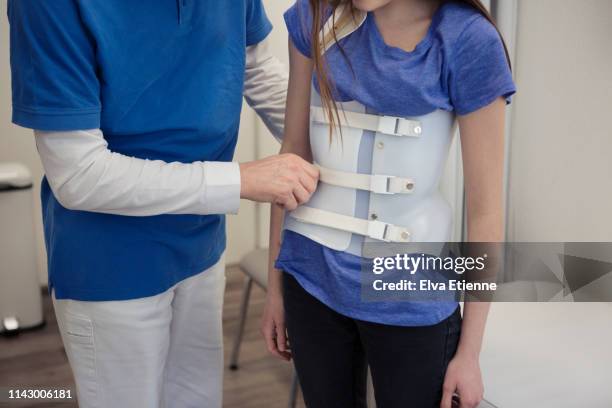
384, 224, 411, 242
378, 116, 422, 137
377, 116, 401, 136
370, 175, 416, 194
369, 175, 394, 195
367, 220, 391, 241
406, 121, 423, 137
367, 221, 411, 242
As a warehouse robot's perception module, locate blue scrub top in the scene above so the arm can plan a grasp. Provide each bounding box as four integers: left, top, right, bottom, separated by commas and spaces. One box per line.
8, 0, 272, 301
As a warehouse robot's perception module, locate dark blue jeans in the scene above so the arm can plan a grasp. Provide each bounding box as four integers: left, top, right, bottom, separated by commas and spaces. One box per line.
283, 272, 462, 408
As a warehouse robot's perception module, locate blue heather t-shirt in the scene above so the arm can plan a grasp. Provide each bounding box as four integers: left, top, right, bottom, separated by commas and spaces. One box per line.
8, 0, 272, 301
277, 0, 516, 326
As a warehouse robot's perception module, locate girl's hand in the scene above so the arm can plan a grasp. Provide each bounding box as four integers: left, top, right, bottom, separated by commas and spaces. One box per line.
260, 288, 291, 361
441, 352, 484, 408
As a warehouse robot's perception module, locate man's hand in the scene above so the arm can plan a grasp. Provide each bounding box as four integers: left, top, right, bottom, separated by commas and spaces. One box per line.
239, 153, 319, 210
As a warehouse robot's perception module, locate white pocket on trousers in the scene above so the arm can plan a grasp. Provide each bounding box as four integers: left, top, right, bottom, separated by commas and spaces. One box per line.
62, 313, 98, 404
64, 313, 94, 345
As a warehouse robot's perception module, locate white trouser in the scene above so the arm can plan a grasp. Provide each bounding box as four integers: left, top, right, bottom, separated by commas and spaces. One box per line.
52, 255, 226, 408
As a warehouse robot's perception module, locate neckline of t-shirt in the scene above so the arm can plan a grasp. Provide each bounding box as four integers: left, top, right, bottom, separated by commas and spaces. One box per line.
368, 3, 446, 57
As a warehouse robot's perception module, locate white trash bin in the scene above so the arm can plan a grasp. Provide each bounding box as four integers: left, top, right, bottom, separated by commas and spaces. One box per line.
0, 162, 44, 334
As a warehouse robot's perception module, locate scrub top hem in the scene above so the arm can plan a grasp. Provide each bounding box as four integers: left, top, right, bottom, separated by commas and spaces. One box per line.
49, 248, 225, 302
246, 19, 273, 46
12, 107, 101, 132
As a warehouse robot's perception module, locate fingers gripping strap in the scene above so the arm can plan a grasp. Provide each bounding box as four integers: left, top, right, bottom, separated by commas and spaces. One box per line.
290, 206, 411, 243
317, 165, 415, 194
311, 107, 422, 138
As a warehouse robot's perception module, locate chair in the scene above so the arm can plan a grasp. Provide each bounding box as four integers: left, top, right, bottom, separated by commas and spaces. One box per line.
229, 248, 300, 408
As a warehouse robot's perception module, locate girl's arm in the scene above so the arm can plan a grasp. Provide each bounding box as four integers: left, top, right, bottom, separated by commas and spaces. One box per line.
441, 97, 506, 408
261, 40, 315, 361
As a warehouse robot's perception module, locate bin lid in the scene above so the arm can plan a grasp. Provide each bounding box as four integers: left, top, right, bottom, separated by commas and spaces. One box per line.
0, 162, 33, 190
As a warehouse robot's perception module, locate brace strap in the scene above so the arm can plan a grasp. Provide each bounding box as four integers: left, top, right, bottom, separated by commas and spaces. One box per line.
320, 4, 367, 54
311, 106, 422, 138
290, 206, 412, 243
317, 165, 415, 195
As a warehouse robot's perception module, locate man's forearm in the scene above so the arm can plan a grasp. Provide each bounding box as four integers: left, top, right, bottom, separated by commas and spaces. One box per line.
244, 37, 289, 142
35, 129, 240, 216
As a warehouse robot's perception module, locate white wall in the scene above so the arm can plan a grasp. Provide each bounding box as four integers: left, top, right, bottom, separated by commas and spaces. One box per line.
229, 0, 293, 259
255, 0, 293, 248
0, 0, 47, 284
225, 108, 259, 265
481, 3, 612, 406
507, 0, 612, 241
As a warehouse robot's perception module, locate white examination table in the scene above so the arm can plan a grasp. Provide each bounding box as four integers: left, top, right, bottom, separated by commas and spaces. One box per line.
480, 302, 612, 407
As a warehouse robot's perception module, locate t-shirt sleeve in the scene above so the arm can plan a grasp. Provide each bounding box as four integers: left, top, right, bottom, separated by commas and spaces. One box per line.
8, 0, 101, 131
245, 0, 273, 46
284, 0, 314, 58
448, 16, 517, 116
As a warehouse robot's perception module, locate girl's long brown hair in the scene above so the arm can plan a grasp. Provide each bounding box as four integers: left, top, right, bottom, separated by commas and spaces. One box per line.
309, 0, 512, 139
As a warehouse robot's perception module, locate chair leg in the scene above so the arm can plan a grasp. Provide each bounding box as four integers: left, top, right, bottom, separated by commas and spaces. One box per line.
229, 277, 253, 370
367, 366, 376, 408
288, 370, 299, 408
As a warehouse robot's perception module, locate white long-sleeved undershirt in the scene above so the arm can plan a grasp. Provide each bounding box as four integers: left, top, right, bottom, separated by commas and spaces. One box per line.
35, 38, 288, 217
